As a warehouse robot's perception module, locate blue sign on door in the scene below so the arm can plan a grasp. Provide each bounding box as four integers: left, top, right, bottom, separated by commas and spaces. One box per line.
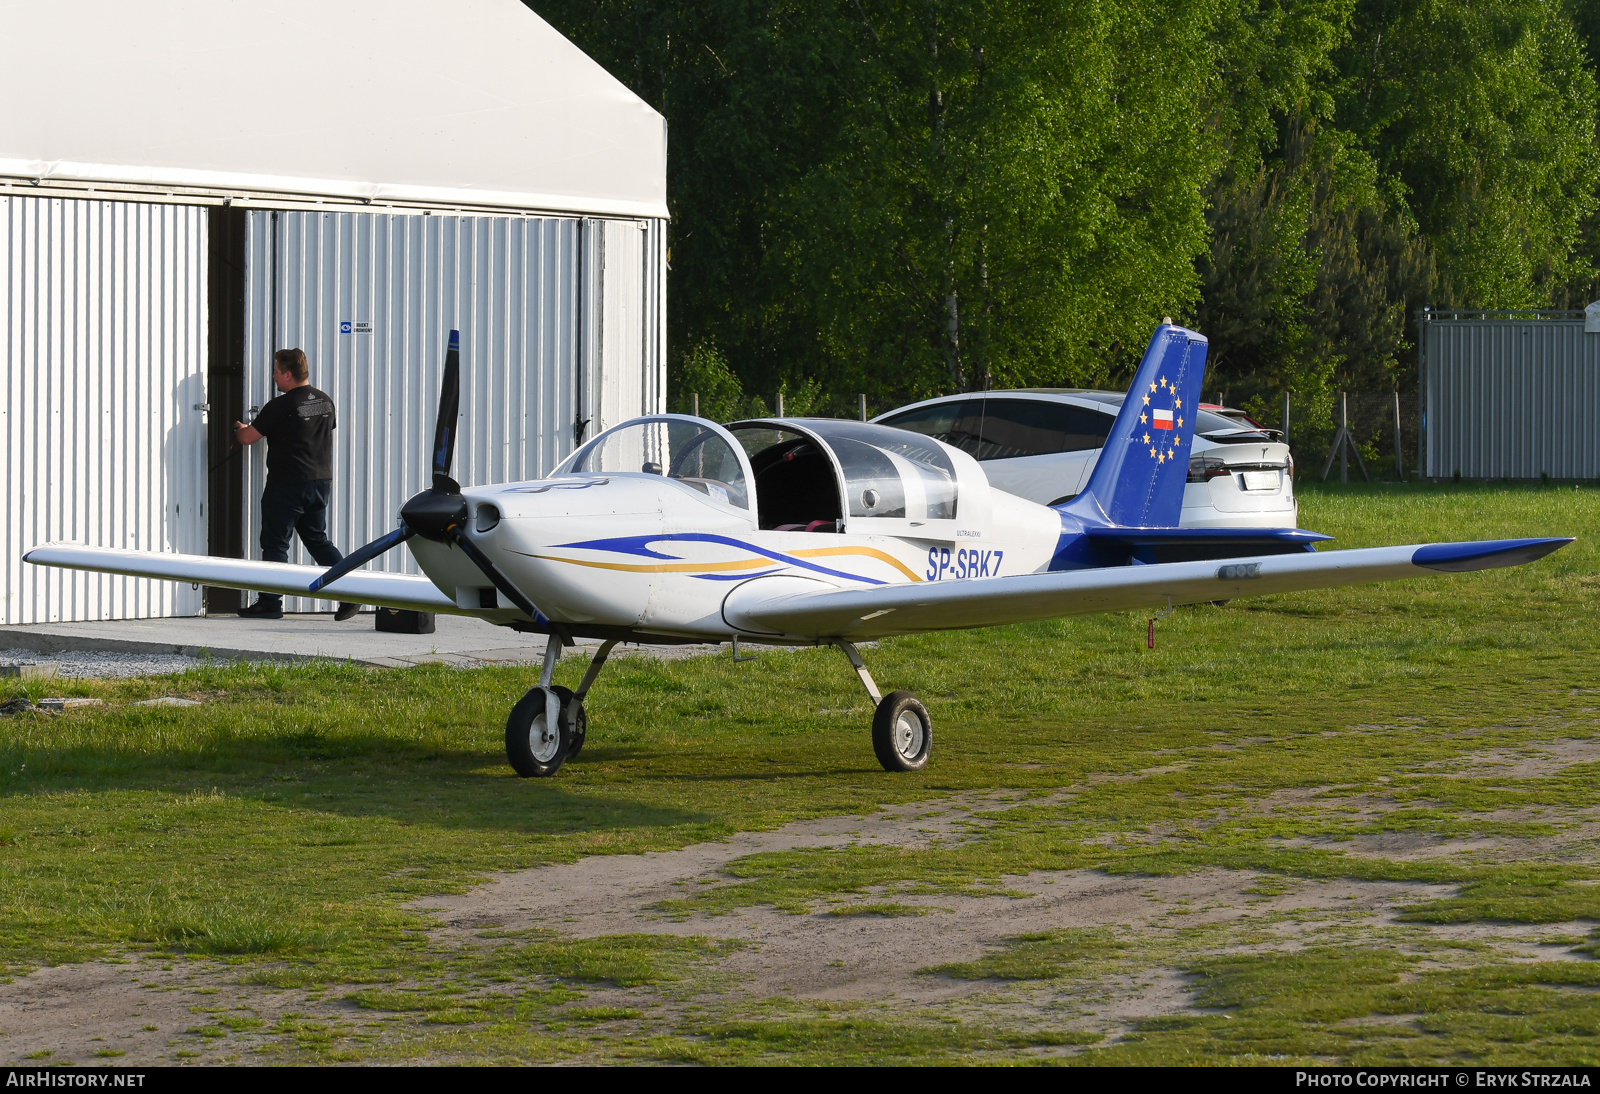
340, 321, 352, 334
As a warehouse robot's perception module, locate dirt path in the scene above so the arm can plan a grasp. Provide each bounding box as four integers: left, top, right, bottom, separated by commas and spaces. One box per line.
412, 793, 1460, 1007
3, 790, 1589, 1064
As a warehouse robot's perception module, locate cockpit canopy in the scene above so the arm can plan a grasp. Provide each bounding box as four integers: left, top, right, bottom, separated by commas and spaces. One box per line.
726, 420, 958, 531
554, 415, 972, 536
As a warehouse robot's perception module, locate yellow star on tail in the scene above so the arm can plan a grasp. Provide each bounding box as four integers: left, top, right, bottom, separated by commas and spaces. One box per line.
1158, 452, 1165, 464
1150, 446, 1157, 457
1177, 416, 1184, 428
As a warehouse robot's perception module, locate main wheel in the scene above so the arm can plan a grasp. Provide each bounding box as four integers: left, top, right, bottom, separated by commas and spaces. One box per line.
556, 686, 587, 760
872, 691, 932, 772
505, 685, 571, 778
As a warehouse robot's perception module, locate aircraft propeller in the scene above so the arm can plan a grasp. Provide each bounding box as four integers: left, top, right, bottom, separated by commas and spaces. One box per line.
308, 330, 539, 618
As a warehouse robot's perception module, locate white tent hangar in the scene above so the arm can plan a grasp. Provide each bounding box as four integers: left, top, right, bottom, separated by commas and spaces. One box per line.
0, 0, 668, 623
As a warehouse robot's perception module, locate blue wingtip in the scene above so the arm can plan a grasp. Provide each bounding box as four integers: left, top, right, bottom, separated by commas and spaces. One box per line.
1412, 537, 1574, 573
448, 329, 460, 351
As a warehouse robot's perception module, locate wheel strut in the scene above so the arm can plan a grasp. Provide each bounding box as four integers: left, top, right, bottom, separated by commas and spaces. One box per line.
834, 640, 882, 703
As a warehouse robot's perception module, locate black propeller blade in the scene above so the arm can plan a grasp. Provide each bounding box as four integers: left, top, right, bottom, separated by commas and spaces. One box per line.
308, 523, 414, 594
431, 329, 461, 491
448, 528, 541, 618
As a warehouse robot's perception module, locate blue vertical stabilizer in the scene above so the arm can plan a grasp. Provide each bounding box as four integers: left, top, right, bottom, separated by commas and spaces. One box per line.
1062, 324, 1208, 529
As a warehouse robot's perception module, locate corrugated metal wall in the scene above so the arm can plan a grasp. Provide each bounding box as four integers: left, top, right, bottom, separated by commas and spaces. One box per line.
1422, 312, 1600, 479
0, 195, 207, 625
242, 209, 665, 610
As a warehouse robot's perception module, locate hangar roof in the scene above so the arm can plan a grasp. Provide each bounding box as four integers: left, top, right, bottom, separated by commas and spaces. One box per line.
0, 0, 666, 218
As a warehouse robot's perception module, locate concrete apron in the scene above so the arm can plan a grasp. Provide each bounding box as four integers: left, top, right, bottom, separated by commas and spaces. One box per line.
0, 612, 713, 669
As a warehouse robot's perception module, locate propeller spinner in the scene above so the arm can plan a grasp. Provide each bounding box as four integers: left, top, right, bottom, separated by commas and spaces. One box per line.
307, 331, 539, 618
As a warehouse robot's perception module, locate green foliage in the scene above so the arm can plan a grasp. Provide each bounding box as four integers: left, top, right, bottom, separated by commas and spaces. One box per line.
1333, 0, 1600, 310
536, 0, 1600, 414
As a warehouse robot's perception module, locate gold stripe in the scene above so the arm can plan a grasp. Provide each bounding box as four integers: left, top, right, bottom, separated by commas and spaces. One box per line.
790, 546, 922, 582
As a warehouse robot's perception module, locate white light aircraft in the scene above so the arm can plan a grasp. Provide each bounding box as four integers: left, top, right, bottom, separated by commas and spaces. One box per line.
26, 326, 1571, 776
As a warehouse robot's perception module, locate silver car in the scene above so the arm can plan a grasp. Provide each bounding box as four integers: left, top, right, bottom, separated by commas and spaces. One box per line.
874, 389, 1297, 528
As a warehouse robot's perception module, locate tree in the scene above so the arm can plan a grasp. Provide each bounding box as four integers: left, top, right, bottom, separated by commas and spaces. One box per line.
1332, 0, 1599, 308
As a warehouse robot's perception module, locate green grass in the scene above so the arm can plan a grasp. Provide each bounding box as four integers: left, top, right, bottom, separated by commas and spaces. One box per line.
2, 480, 1598, 1063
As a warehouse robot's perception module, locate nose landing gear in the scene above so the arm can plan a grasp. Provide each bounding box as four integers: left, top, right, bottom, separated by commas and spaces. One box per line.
505, 635, 616, 777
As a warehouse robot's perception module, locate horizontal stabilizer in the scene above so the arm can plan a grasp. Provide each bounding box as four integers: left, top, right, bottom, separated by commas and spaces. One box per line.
1082, 525, 1330, 564
722, 537, 1573, 640
24, 544, 458, 614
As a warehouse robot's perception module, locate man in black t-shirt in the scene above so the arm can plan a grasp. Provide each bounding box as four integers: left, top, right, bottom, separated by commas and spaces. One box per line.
233, 348, 357, 621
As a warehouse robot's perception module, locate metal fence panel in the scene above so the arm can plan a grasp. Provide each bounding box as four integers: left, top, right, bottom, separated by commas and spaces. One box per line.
1423, 312, 1600, 479
243, 210, 663, 611
0, 196, 207, 624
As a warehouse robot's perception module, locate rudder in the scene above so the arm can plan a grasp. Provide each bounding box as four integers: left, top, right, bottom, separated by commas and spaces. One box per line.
1062, 323, 1208, 528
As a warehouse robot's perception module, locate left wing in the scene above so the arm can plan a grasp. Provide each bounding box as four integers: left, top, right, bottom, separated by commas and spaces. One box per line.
24, 544, 460, 614
721, 538, 1572, 640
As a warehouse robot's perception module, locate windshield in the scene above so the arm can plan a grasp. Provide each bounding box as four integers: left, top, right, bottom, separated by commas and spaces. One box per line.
562, 418, 749, 509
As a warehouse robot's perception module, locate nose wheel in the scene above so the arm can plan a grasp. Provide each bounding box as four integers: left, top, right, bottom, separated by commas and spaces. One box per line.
504, 636, 613, 777
505, 684, 571, 777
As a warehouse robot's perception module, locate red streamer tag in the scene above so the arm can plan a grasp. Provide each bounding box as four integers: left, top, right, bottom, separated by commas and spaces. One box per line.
1147, 619, 1155, 649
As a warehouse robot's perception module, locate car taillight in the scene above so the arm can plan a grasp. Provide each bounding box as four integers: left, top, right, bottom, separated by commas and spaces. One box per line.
1187, 456, 1229, 483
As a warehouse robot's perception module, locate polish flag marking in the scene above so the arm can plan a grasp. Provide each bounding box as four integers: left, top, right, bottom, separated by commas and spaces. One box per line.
1152, 408, 1174, 430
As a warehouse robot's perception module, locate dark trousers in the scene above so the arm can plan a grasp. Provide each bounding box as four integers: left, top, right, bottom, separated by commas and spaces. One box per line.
257, 478, 344, 609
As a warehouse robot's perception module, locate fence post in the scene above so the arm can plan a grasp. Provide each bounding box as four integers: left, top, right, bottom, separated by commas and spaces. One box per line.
1281, 391, 1291, 448
859, 394, 867, 422
691, 392, 699, 418
1322, 391, 1371, 483
1392, 391, 1405, 481
776, 391, 785, 417
1340, 393, 1348, 483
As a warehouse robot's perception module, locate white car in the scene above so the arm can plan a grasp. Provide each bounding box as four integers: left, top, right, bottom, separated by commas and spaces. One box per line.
874, 390, 1297, 528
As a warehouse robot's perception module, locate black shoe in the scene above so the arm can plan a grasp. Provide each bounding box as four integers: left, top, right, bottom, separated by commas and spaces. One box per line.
334, 602, 360, 622
238, 601, 284, 620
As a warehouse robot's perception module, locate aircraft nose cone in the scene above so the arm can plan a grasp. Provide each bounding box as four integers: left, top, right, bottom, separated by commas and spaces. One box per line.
400, 489, 468, 541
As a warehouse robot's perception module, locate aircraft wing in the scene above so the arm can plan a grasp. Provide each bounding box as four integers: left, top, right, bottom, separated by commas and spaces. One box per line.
721, 538, 1573, 640
23, 544, 460, 614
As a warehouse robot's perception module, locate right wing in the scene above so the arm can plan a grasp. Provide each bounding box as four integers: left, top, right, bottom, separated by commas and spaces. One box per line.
722, 538, 1572, 640
24, 544, 460, 614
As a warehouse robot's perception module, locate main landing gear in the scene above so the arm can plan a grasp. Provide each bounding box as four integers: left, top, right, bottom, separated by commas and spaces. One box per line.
835, 640, 932, 773
504, 635, 931, 776
505, 635, 617, 778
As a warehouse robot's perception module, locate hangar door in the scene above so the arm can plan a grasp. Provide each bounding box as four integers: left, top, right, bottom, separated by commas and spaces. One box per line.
0, 195, 207, 625
240, 210, 665, 612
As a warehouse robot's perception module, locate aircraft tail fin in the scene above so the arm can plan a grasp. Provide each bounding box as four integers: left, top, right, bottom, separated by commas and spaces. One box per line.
1061, 323, 1208, 528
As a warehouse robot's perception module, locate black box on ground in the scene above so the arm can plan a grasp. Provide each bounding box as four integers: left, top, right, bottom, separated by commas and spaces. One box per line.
376, 607, 435, 634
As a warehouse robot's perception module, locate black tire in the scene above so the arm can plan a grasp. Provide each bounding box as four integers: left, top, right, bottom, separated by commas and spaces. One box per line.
871, 691, 932, 772
505, 685, 571, 778
556, 685, 587, 759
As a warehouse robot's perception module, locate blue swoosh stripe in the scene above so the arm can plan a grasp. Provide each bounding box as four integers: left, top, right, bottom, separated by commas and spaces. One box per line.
552, 533, 889, 586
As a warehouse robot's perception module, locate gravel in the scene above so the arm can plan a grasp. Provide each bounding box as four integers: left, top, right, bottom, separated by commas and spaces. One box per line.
0, 649, 210, 679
